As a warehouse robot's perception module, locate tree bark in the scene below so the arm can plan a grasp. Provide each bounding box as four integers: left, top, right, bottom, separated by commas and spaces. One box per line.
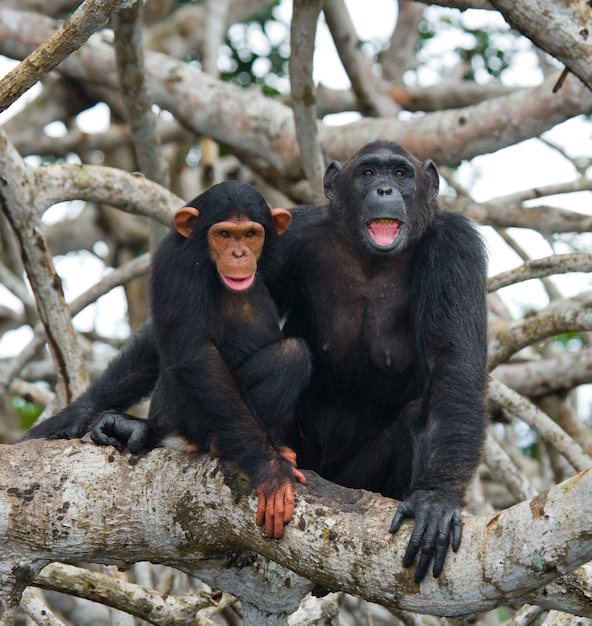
490, 0, 592, 91
1, 440, 592, 624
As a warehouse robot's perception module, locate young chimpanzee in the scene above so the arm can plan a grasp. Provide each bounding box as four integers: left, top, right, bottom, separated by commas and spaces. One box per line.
26, 181, 311, 539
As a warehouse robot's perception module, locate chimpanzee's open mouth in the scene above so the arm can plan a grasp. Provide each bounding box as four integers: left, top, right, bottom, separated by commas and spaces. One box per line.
366, 219, 402, 247
220, 273, 255, 291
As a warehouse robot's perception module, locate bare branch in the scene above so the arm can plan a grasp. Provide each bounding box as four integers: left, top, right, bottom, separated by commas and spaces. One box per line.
525, 563, 592, 617
32, 163, 181, 225
34, 563, 228, 626
112, 3, 169, 189
379, 1, 424, 83
321, 72, 592, 165
323, 0, 399, 118
113, 0, 170, 248
484, 434, 538, 501
20, 588, 67, 626
0, 253, 150, 395
488, 254, 592, 292
202, 0, 230, 75
289, 0, 325, 203
7, 379, 54, 407
0, 0, 137, 112
491, 178, 592, 206
488, 379, 592, 472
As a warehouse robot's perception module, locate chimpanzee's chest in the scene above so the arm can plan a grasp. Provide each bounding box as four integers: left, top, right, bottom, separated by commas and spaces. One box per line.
308, 247, 416, 373
216, 284, 283, 368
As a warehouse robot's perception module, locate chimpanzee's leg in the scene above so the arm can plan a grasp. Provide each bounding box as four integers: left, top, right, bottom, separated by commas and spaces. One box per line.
235, 337, 311, 437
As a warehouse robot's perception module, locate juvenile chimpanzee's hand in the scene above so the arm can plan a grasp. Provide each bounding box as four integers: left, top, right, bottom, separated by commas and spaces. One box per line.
277, 446, 307, 485
256, 448, 306, 539
389, 489, 463, 583
90, 412, 150, 454
256, 480, 296, 539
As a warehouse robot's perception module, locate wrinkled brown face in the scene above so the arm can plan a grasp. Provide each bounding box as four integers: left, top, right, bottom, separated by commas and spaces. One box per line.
207, 218, 265, 292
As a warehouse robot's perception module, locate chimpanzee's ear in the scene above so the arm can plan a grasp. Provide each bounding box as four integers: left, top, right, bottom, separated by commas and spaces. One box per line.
270, 208, 292, 236
421, 160, 440, 201
323, 160, 343, 202
174, 207, 200, 238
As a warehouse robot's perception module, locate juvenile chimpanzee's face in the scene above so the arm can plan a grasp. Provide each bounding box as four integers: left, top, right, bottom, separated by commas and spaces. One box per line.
172, 181, 292, 292
207, 217, 265, 292
324, 142, 440, 256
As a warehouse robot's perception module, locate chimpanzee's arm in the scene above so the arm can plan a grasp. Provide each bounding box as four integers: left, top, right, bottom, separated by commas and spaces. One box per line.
24, 323, 159, 440
389, 213, 488, 582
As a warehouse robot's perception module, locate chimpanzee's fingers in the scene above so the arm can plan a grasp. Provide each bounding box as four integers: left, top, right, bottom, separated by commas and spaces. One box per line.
282, 483, 295, 524
267, 490, 281, 538
256, 490, 267, 528
452, 509, 463, 552
432, 529, 451, 579
292, 467, 307, 484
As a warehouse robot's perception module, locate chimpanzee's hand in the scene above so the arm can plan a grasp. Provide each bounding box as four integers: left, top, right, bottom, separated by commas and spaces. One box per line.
255, 450, 305, 539
389, 489, 463, 583
90, 412, 150, 454
278, 446, 307, 486
23, 403, 95, 440
256, 479, 296, 539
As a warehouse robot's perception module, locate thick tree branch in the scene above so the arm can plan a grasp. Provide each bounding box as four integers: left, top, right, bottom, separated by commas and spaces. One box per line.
492, 346, 592, 398
32, 163, 181, 225
34, 562, 235, 625
1, 440, 592, 624
488, 307, 592, 369
450, 196, 592, 234
322, 72, 592, 166
490, 0, 592, 91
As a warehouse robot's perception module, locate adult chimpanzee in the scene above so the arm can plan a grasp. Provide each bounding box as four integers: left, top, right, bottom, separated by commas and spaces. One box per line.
274, 140, 488, 582
25, 141, 488, 583
26, 181, 312, 539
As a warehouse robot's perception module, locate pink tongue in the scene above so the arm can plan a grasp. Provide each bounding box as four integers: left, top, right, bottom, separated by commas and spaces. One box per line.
221, 274, 255, 291
367, 220, 401, 246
